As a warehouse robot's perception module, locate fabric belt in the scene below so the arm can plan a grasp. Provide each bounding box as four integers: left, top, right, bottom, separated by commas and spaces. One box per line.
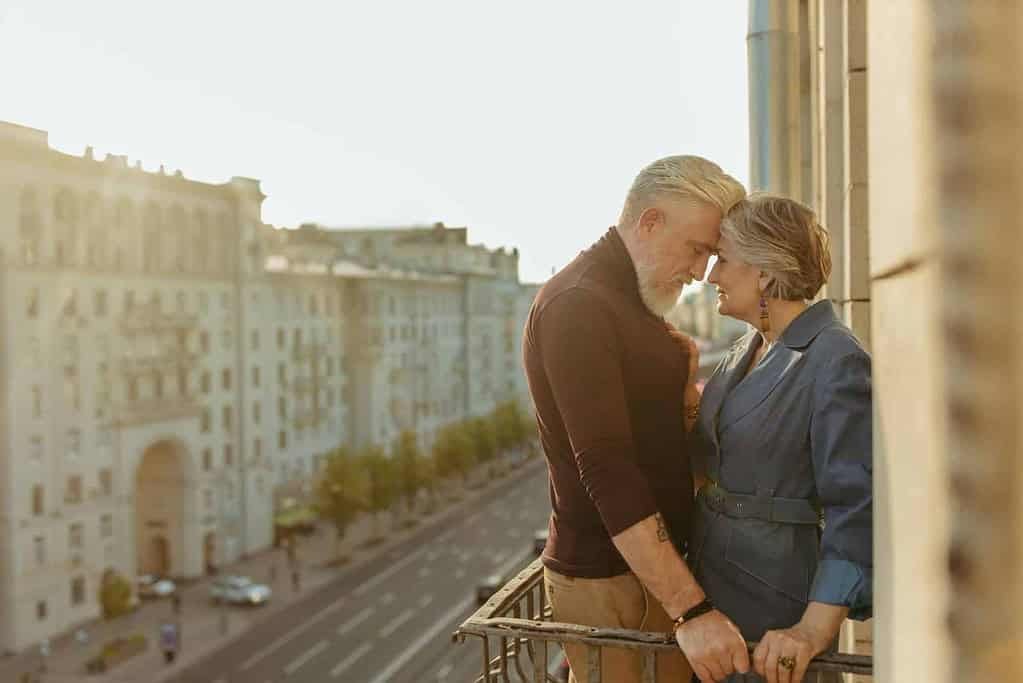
698, 482, 821, 526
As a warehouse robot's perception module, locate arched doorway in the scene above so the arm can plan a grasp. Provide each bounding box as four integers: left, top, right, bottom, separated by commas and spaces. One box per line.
135, 440, 187, 577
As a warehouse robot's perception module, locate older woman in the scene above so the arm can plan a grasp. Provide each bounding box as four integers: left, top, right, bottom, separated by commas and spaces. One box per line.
686, 195, 872, 683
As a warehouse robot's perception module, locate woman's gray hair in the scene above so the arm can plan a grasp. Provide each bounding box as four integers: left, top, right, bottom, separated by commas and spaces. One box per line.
721, 194, 833, 301
622, 155, 746, 221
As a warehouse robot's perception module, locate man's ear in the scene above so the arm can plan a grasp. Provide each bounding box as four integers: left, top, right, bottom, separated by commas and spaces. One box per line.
636, 207, 663, 238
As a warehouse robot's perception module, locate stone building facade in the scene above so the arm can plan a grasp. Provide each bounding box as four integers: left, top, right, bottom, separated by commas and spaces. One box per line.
0, 121, 537, 652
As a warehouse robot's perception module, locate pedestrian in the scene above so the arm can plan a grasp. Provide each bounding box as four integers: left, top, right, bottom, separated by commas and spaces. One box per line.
291, 567, 301, 592
171, 591, 182, 615
159, 622, 179, 665
38, 638, 49, 673
75, 628, 89, 647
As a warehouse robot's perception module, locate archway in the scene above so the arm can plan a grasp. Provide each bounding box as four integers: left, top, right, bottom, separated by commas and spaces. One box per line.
135, 440, 187, 577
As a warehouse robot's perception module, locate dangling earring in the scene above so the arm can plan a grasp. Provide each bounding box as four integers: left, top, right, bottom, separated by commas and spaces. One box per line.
759, 295, 771, 333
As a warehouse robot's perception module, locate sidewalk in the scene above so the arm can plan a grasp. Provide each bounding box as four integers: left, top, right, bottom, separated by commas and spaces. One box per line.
0, 452, 544, 683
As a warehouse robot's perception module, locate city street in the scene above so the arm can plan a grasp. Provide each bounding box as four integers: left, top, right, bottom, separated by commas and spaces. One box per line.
168, 464, 551, 683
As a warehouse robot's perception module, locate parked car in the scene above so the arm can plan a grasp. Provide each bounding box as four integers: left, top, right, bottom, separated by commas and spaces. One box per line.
533, 528, 549, 556
476, 573, 505, 606
209, 575, 271, 606
136, 575, 176, 600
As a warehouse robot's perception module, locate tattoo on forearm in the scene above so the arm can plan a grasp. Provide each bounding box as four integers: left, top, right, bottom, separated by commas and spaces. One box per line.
655, 514, 669, 543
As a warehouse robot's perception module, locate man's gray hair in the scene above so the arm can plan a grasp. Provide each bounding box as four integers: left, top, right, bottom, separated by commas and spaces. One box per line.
621, 155, 746, 222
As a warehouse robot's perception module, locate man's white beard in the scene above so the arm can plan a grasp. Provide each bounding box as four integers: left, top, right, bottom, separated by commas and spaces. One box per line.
635, 260, 681, 316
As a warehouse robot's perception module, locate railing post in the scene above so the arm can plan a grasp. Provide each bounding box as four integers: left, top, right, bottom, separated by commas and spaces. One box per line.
641, 650, 656, 683
587, 644, 601, 682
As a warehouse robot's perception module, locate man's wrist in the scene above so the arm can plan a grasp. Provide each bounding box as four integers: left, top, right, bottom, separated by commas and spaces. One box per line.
665, 585, 707, 621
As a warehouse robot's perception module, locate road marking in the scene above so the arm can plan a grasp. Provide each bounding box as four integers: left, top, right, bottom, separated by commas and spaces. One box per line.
353, 546, 427, 596
283, 639, 328, 675
418, 567, 432, 578
492, 550, 509, 566
330, 642, 373, 678
381, 592, 396, 605
436, 663, 454, 679
366, 596, 475, 683
239, 596, 348, 670
379, 608, 415, 637
337, 607, 375, 636
419, 594, 434, 609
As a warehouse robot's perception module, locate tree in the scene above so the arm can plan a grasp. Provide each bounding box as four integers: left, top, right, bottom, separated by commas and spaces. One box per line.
466, 416, 498, 464
432, 421, 475, 485
492, 400, 530, 452
315, 446, 368, 558
99, 569, 134, 620
360, 444, 397, 539
393, 430, 424, 516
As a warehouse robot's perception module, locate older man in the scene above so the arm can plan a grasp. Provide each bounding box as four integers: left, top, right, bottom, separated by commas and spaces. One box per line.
523, 156, 750, 683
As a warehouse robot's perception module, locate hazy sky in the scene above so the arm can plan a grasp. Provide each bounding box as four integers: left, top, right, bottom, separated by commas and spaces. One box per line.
1, 1, 749, 283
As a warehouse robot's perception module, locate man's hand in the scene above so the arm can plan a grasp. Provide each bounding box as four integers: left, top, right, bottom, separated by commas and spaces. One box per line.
675, 610, 750, 683
667, 329, 700, 383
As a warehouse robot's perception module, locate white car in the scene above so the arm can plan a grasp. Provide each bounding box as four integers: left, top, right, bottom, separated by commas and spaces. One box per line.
209, 575, 271, 606
137, 575, 177, 600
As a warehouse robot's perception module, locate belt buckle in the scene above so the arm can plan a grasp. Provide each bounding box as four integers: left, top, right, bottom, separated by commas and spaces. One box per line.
705, 482, 726, 511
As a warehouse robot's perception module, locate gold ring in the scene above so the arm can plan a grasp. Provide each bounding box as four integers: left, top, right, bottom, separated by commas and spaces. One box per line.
779, 655, 796, 671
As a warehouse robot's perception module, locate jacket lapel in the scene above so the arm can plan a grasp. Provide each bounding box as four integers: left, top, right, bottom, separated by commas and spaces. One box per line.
716, 344, 804, 432
699, 332, 757, 447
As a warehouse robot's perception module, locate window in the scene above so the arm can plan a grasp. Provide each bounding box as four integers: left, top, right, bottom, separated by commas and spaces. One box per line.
32, 485, 43, 515
278, 363, 286, 385
178, 368, 188, 396
222, 329, 233, 350
36, 600, 47, 621
176, 290, 187, 313
223, 405, 233, 431
30, 436, 44, 462
71, 576, 85, 606
31, 385, 42, 418
254, 438, 262, 460
250, 330, 259, 351
199, 291, 209, 314
27, 287, 40, 319
277, 328, 285, 350
278, 430, 287, 449
326, 357, 334, 375
200, 331, 209, 353
94, 290, 107, 317
253, 401, 261, 423
201, 371, 211, 394
221, 291, 230, 310
65, 476, 82, 504
293, 328, 302, 350
69, 523, 84, 550
252, 366, 260, 387
201, 408, 211, 433
100, 514, 113, 539
202, 448, 212, 472
222, 368, 232, 391
278, 396, 286, 418
99, 468, 112, 496
33, 536, 45, 566
224, 443, 233, 466
124, 290, 135, 312
204, 489, 213, 510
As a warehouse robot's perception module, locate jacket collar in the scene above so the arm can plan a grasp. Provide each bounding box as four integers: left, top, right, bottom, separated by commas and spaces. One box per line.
780, 300, 839, 349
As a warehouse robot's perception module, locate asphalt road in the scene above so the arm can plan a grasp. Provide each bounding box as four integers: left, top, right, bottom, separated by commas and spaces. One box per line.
169, 464, 552, 683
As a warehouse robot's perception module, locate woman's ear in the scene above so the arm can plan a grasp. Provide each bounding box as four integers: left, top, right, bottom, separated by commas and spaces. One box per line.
757, 272, 774, 293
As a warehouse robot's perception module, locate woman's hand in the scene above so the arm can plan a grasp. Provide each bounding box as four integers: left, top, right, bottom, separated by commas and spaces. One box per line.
751, 603, 848, 683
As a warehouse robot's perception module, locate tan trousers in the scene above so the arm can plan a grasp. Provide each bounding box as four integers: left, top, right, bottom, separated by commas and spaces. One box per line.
544, 567, 693, 683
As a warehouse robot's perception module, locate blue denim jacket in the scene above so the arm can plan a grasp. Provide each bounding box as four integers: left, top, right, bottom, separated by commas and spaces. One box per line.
688, 301, 873, 648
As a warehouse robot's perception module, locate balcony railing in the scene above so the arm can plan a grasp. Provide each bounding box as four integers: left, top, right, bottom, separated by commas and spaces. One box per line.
454, 558, 872, 682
